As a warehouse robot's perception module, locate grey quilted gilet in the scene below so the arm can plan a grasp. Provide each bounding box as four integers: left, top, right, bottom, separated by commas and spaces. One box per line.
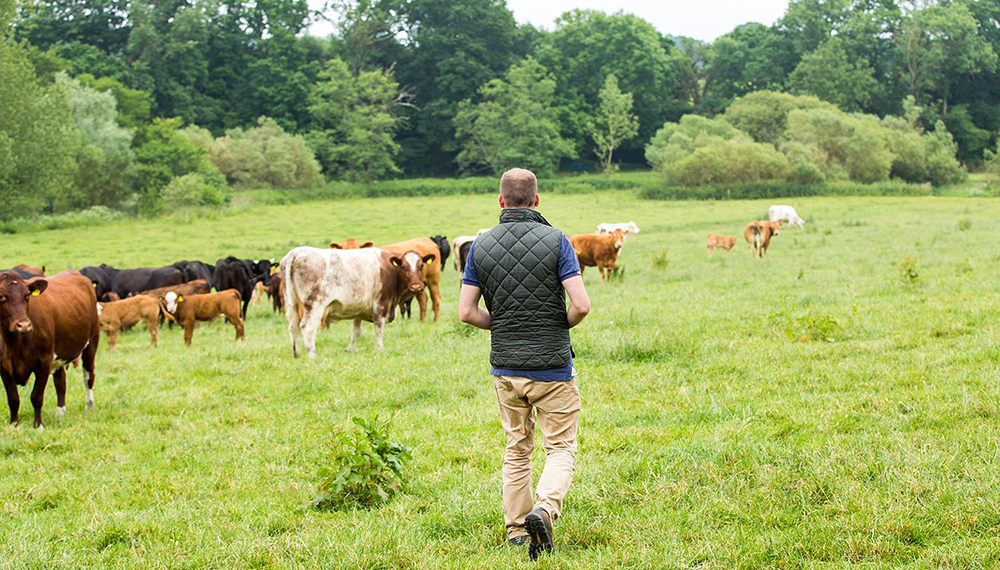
473, 208, 571, 370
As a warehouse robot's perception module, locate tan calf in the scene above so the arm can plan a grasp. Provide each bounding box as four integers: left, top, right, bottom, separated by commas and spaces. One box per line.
161, 290, 245, 347
569, 229, 625, 280
706, 234, 739, 256
97, 295, 160, 351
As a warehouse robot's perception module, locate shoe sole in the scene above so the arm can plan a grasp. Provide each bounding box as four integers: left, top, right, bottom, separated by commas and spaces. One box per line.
525, 513, 553, 561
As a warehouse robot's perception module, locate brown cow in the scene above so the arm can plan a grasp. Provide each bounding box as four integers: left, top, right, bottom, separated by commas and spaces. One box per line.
706, 234, 740, 256
569, 229, 625, 280
137, 279, 211, 299
268, 273, 284, 314
280, 246, 428, 356
330, 238, 374, 250
0, 270, 99, 428
381, 237, 442, 321
13, 264, 45, 276
160, 290, 245, 347
97, 295, 160, 351
744, 221, 777, 259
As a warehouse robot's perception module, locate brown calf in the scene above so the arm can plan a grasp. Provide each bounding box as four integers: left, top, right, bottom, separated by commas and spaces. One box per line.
381, 237, 442, 321
706, 234, 740, 256
744, 221, 777, 259
97, 295, 161, 351
569, 229, 625, 280
269, 273, 284, 313
0, 270, 99, 428
161, 290, 245, 347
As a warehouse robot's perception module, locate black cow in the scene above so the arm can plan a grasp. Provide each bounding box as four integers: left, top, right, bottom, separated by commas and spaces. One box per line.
80, 264, 119, 301
1, 267, 44, 280
430, 235, 450, 270
109, 266, 185, 299
457, 241, 472, 275
172, 260, 214, 283
212, 257, 272, 318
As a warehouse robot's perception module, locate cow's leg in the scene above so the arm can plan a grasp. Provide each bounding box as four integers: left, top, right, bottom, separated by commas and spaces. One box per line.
30, 363, 51, 429
230, 313, 246, 341
53, 367, 67, 417
184, 323, 195, 347
287, 308, 302, 358
707, 246, 713, 257
416, 289, 428, 322
82, 332, 98, 410
107, 329, 118, 352
147, 317, 158, 348
347, 319, 362, 352
373, 316, 386, 351
241, 293, 250, 320
597, 262, 606, 280
430, 283, 441, 322
3, 371, 19, 426
299, 308, 325, 359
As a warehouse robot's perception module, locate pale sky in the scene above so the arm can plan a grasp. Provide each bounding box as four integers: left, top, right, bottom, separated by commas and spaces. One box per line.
306, 0, 792, 42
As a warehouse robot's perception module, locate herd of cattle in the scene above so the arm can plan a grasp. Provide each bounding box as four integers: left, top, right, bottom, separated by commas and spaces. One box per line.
0, 206, 802, 429
707, 204, 806, 258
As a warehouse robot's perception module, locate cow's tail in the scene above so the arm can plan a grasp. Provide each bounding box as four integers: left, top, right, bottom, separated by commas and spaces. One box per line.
157, 298, 178, 323
280, 252, 300, 326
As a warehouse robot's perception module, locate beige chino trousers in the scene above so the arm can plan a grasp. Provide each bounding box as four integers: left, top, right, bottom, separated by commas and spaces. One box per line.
493, 375, 581, 539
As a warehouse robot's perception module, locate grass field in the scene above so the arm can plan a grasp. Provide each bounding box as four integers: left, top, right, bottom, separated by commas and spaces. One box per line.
2, 191, 1000, 569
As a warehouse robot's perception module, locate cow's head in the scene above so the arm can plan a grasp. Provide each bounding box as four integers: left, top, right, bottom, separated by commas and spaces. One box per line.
0, 271, 46, 336
330, 238, 374, 250
626, 221, 640, 235
612, 229, 625, 251
768, 222, 781, 236
253, 259, 272, 286
390, 251, 435, 293
163, 291, 185, 314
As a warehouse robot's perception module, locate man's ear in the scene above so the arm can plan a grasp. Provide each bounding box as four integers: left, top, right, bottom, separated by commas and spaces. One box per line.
423, 254, 436, 264
27, 278, 48, 297
498, 193, 506, 209
533, 194, 540, 208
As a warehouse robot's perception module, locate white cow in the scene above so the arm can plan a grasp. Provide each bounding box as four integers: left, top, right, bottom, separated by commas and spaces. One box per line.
597, 221, 640, 241
768, 205, 805, 228
279, 246, 429, 358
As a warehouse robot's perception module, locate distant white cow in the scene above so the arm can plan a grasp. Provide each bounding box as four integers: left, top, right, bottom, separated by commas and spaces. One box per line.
768, 205, 804, 228
597, 221, 640, 241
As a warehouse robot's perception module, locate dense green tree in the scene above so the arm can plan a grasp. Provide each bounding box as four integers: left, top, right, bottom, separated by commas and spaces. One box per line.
308, 58, 412, 182
453, 57, 573, 176
788, 37, 877, 112
700, 23, 797, 114
588, 75, 639, 172
77, 73, 151, 128
724, 91, 835, 144
897, 2, 998, 114
393, 0, 527, 175
535, 9, 690, 161
56, 73, 134, 210
18, 0, 131, 55
130, 118, 223, 215
0, 39, 79, 220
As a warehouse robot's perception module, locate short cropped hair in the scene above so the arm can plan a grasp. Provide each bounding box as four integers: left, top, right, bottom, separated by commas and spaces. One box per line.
499, 168, 538, 208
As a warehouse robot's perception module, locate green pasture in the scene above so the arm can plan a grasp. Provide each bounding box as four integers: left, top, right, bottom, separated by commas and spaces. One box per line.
2, 191, 1000, 569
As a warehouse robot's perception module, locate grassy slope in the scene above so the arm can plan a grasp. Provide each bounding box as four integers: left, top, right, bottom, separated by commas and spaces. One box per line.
1, 192, 999, 569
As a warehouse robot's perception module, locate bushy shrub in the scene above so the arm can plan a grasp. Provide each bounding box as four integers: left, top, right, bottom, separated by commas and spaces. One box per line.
771, 304, 843, 342
189, 117, 323, 189
785, 109, 893, 183
669, 139, 790, 186
723, 91, 836, 144
162, 173, 223, 222
131, 118, 225, 215
924, 121, 967, 187
310, 416, 412, 511
639, 180, 930, 201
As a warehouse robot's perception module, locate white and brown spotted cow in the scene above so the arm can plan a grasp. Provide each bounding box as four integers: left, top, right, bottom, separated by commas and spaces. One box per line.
279, 246, 433, 358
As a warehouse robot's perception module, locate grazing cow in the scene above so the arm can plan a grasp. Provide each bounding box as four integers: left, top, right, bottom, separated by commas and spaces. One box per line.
212, 257, 272, 318
137, 279, 211, 299
80, 264, 117, 301
268, 273, 284, 314
744, 221, 777, 259
97, 295, 161, 351
330, 238, 374, 250
569, 230, 625, 280
0, 270, 99, 428
160, 290, 245, 347
172, 260, 214, 282
13, 264, 45, 276
769, 205, 804, 228
706, 234, 740, 256
597, 221, 640, 241
452, 236, 476, 272
430, 236, 451, 269
280, 247, 427, 357
381, 237, 442, 321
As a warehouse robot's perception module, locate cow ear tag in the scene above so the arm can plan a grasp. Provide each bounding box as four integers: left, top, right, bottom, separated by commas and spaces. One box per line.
178, 296, 184, 302
31, 289, 40, 296
391, 259, 399, 267
93, 283, 97, 288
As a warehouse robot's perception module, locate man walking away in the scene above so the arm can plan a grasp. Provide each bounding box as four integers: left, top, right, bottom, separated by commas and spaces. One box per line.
459, 168, 591, 561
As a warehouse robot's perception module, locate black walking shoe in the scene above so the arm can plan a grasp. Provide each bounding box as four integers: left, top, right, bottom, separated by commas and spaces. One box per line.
508, 535, 529, 547
524, 506, 554, 561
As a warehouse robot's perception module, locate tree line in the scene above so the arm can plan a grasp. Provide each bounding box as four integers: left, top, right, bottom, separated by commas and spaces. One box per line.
1, 0, 998, 221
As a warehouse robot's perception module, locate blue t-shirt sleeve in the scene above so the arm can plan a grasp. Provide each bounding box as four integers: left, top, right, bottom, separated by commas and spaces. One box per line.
558, 234, 581, 282
462, 242, 480, 287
